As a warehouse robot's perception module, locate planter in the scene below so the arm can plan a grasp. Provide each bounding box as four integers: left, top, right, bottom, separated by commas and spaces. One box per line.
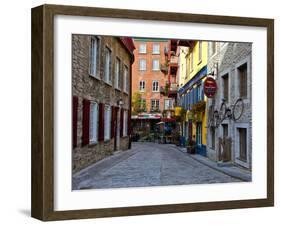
186, 145, 196, 154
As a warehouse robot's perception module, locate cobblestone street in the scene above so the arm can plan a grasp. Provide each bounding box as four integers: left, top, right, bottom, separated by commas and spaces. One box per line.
73, 142, 241, 189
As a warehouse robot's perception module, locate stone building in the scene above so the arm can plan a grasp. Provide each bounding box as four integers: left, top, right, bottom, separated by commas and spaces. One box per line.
72, 34, 135, 173
206, 42, 252, 170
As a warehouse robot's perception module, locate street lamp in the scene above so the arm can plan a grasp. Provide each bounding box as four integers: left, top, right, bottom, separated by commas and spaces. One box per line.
117, 98, 124, 107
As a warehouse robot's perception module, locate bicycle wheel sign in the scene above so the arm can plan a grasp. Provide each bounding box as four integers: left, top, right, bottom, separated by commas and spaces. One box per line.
204, 77, 217, 98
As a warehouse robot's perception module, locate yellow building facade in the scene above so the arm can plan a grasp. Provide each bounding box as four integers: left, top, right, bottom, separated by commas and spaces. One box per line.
178, 41, 208, 156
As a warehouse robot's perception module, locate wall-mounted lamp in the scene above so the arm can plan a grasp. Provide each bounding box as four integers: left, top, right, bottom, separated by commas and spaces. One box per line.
117, 99, 124, 106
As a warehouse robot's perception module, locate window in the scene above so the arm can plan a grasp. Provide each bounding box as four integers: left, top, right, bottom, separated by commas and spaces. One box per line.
197, 83, 203, 101
152, 44, 160, 54
123, 110, 128, 136
190, 52, 193, 71
198, 41, 202, 62
104, 105, 111, 140
211, 127, 215, 149
222, 124, 228, 138
152, 59, 160, 71
114, 57, 121, 89
151, 99, 160, 111
152, 81, 159, 92
210, 42, 216, 56
104, 47, 112, 84
222, 73, 229, 102
139, 43, 146, 53
89, 102, 98, 143
123, 65, 129, 92
139, 80, 145, 91
164, 99, 173, 110
89, 37, 100, 77
139, 59, 146, 71
238, 63, 247, 98
238, 128, 247, 161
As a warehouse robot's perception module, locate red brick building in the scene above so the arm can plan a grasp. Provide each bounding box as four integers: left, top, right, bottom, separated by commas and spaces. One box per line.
131, 38, 175, 132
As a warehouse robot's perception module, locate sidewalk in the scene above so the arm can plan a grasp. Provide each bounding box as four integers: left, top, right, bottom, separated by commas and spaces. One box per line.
173, 145, 252, 182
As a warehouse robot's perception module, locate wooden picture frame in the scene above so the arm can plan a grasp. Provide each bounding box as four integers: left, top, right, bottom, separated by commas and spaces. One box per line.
31, 4, 274, 221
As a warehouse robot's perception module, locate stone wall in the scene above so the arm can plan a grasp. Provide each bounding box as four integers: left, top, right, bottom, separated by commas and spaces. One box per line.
206, 42, 252, 169
72, 34, 132, 173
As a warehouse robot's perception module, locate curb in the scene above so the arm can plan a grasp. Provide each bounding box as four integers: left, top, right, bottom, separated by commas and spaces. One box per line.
173, 145, 251, 182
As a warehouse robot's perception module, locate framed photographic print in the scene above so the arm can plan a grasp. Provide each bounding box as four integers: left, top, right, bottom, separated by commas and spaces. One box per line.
31, 4, 274, 221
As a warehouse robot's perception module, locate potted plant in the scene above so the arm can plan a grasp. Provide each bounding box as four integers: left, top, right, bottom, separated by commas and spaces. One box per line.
186, 138, 196, 154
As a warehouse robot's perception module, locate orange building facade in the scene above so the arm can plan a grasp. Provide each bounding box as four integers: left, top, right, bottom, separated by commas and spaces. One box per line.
131, 38, 174, 116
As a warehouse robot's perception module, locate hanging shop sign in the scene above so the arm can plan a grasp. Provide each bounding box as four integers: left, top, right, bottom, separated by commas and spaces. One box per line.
204, 77, 217, 98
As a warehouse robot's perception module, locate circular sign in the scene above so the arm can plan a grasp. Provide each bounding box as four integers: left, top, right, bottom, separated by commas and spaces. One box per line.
204, 77, 217, 98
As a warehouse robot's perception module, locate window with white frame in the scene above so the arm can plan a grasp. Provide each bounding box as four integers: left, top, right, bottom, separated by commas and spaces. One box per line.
89, 102, 98, 143
152, 59, 160, 71
139, 59, 146, 71
152, 44, 160, 54
139, 80, 145, 91
139, 43, 146, 54
89, 37, 100, 78
152, 81, 159, 92
114, 57, 121, 89
151, 99, 160, 111
164, 99, 173, 110
123, 110, 128, 136
104, 47, 112, 84
104, 105, 111, 140
123, 65, 129, 93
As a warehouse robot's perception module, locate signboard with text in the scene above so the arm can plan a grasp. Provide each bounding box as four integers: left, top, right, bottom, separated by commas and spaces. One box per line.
204, 77, 217, 98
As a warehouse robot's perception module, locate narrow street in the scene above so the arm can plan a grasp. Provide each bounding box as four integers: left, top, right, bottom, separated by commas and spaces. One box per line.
73, 142, 241, 189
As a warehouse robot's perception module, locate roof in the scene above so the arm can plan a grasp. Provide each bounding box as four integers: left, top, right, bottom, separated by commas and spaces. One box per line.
119, 37, 136, 56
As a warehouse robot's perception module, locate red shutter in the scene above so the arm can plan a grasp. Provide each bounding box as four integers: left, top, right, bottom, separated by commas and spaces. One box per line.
111, 106, 115, 139
120, 108, 124, 137
98, 103, 104, 141
72, 96, 78, 148
82, 99, 90, 146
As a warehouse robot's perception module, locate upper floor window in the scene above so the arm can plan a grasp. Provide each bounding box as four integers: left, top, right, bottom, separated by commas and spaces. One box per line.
190, 52, 194, 72
152, 81, 159, 92
139, 43, 147, 54
198, 41, 202, 62
152, 59, 160, 71
139, 59, 146, 71
114, 57, 121, 89
238, 63, 248, 98
104, 47, 112, 84
89, 37, 100, 78
123, 65, 129, 93
152, 44, 160, 54
139, 80, 145, 92
222, 73, 229, 102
